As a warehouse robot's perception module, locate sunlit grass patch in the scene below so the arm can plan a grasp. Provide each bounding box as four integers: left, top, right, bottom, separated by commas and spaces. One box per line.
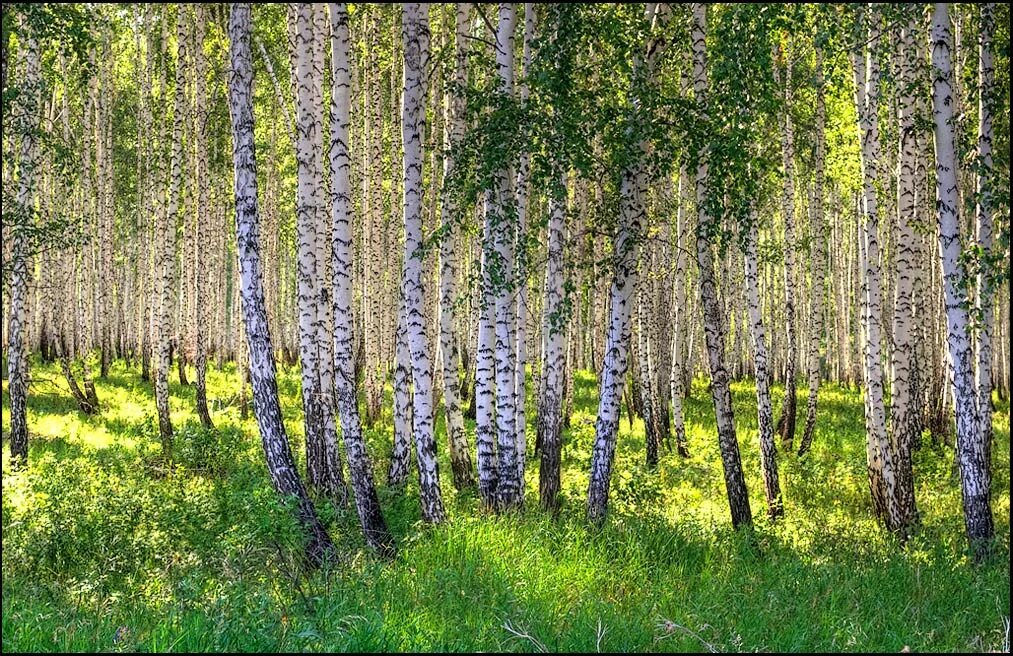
2, 358, 1010, 652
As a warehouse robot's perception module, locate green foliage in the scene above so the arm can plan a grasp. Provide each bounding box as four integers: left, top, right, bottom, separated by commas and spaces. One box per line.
2, 360, 1009, 652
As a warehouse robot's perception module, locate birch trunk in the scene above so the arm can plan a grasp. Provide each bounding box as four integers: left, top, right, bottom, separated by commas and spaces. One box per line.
290, 2, 345, 502
513, 2, 535, 501
798, 47, 826, 458
476, 195, 499, 506
744, 207, 782, 518
774, 42, 798, 449
193, 5, 214, 429
389, 293, 414, 489
328, 2, 395, 556
852, 7, 903, 532
690, 2, 752, 529
585, 3, 668, 525
6, 16, 40, 467
889, 16, 921, 528
974, 3, 996, 470
402, 3, 446, 524
439, 3, 475, 491
228, 2, 335, 567
539, 176, 567, 512
930, 1, 994, 556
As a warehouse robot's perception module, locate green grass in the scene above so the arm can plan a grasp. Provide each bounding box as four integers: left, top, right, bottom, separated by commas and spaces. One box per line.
2, 357, 1010, 652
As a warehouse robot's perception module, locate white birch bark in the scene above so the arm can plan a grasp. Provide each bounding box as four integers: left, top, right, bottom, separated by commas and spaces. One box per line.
476, 195, 499, 506
852, 7, 902, 531
888, 16, 921, 527
289, 2, 345, 501
538, 174, 567, 511
773, 41, 798, 448
974, 3, 996, 466
439, 3, 476, 491
798, 47, 826, 458
930, 1, 994, 554
402, 3, 446, 524
743, 207, 782, 518
513, 2, 535, 501
489, 3, 522, 509
6, 15, 40, 467
690, 2, 752, 529
328, 2, 395, 555
193, 4, 214, 429
227, 2, 335, 567
586, 3, 668, 525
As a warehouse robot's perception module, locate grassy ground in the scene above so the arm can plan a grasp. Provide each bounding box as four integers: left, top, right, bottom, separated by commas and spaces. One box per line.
2, 357, 1010, 652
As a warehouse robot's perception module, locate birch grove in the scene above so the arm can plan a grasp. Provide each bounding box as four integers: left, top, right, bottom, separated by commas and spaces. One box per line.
2, 1, 1008, 568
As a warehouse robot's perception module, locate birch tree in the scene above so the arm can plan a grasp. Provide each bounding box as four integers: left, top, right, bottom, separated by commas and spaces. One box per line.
227, 1, 335, 567
6, 14, 40, 468
852, 5, 902, 532
929, 1, 994, 558
439, 3, 475, 491
289, 2, 345, 502
328, 2, 395, 556
402, 2, 446, 524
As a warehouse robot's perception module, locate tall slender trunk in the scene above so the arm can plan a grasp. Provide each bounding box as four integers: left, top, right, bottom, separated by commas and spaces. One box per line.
290, 3, 346, 502
227, 2, 335, 567
389, 293, 414, 489
690, 2, 752, 529
798, 47, 826, 458
774, 41, 798, 449
670, 167, 691, 458
586, 3, 669, 526
974, 3, 996, 473
328, 3, 395, 556
852, 6, 903, 532
930, 2, 993, 558
6, 16, 40, 467
476, 196, 499, 506
513, 2, 535, 502
539, 175, 567, 512
193, 4, 214, 429
439, 3, 476, 491
402, 3, 446, 524
889, 15, 921, 528
491, 3, 522, 510
744, 207, 783, 518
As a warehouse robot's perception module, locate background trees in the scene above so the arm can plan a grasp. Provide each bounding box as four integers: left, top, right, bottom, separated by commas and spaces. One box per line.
2, 1, 1009, 562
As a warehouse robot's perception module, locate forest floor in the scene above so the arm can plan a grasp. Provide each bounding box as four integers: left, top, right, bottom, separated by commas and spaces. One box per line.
2, 359, 1010, 652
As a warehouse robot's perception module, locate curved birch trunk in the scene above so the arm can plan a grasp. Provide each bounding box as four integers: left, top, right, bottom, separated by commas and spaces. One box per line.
227, 2, 335, 567
586, 2, 668, 526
